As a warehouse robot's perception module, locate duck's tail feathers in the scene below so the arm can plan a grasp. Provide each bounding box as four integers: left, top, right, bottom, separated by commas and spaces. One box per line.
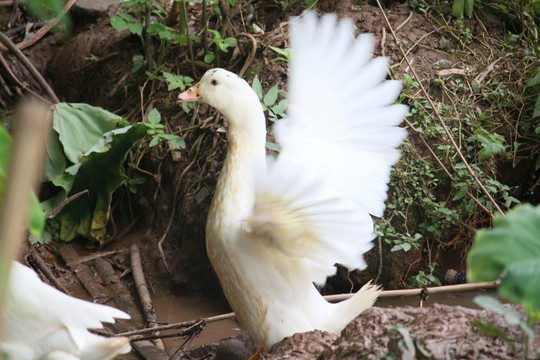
326, 281, 380, 333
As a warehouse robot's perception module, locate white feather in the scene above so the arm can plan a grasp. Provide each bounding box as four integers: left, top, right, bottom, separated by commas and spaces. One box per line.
1, 261, 131, 360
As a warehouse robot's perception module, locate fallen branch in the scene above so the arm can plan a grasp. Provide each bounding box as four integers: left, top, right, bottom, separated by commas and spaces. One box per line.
0, 31, 59, 103
0, 51, 52, 104
58, 246, 109, 302
238, 33, 257, 78
0, 0, 77, 51
44, 190, 89, 219
28, 249, 71, 295
118, 280, 500, 338
130, 244, 165, 350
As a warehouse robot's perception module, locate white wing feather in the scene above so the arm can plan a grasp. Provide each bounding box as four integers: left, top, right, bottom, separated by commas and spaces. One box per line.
2, 261, 131, 360
249, 12, 407, 282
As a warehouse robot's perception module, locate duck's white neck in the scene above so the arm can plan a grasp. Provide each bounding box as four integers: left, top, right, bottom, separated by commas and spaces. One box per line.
208, 99, 267, 231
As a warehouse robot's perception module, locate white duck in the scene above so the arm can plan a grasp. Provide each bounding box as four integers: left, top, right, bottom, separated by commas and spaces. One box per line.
178, 11, 407, 349
1, 261, 131, 360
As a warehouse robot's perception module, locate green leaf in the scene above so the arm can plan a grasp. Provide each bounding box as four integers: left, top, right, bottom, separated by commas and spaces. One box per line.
110, 15, 128, 30
533, 94, 540, 118
269, 46, 291, 62
263, 84, 279, 107
464, 0, 474, 17
271, 99, 288, 116
265, 142, 281, 152
149, 136, 160, 147
252, 75, 263, 101
204, 52, 215, 64
147, 108, 161, 125
467, 204, 540, 317
131, 54, 145, 73
48, 124, 146, 243
163, 72, 192, 91
52, 103, 122, 164
452, 184, 468, 201
526, 68, 540, 87
452, 0, 465, 18
474, 296, 535, 339
127, 22, 143, 36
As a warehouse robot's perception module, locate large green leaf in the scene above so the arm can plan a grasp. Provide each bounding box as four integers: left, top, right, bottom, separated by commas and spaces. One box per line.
52, 103, 122, 164
47, 124, 146, 243
42, 103, 147, 244
467, 204, 540, 316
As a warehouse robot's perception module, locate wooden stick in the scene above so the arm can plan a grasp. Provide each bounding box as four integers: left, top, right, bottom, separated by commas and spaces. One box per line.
0, 100, 51, 341
324, 280, 500, 302
118, 280, 499, 338
130, 244, 165, 350
0, 32, 60, 103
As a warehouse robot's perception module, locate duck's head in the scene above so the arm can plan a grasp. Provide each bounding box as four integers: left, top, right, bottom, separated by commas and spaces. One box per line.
178, 68, 263, 130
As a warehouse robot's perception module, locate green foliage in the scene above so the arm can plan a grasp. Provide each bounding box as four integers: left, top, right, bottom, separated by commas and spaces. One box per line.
0, 127, 44, 239
470, 129, 508, 161
208, 29, 237, 53
252, 75, 288, 123
110, 0, 185, 70
269, 46, 292, 62
467, 204, 540, 320
407, 263, 442, 287
252, 75, 288, 152
526, 67, 540, 119
473, 296, 536, 357
25, 0, 72, 36
41, 103, 147, 243
144, 108, 186, 149
162, 71, 194, 91
205, 29, 237, 64
452, 0, 474, 18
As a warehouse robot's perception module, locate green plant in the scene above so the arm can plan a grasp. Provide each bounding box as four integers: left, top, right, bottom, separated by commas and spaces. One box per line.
452, 0, 474, 19
527, 67, 540, 119
41, 103, 147, 243
204, 29, 237, 64
251, 75, 287, 151
468, 204, 540, 321
144, 108, 186, 148
408, 263, 442, 287
473, 296, 537, 358
110, 0, 186, 69
269, 46, 292, 62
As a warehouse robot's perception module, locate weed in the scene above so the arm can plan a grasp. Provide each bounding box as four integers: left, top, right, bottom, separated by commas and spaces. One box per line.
144, 108, 186, 149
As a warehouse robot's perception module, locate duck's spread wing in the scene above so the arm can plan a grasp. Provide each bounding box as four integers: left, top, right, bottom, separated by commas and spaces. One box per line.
246, 12, 407, 284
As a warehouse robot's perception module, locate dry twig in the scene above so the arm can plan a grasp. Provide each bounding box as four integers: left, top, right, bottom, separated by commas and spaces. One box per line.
130, 244, 165, 350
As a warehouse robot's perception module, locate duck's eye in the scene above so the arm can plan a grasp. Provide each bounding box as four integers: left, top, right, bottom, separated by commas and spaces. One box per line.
211, 79, 219, 86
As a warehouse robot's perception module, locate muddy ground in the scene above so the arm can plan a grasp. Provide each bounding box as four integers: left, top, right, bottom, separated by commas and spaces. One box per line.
1, 0, 539, 358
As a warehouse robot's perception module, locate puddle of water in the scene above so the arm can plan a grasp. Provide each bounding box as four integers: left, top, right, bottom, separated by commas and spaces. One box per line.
152, 290, 241, 352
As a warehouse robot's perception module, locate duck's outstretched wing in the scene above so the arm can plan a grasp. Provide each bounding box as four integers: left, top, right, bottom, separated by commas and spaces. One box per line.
3, 261, 131, 359
247, 12, 407, 284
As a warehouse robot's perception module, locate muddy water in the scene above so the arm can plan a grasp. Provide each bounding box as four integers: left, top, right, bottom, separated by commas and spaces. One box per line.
152, 288, 500, 353
152, 290, 241, 351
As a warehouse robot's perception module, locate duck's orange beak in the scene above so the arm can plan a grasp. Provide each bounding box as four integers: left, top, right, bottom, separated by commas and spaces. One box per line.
178, 83, 201, 102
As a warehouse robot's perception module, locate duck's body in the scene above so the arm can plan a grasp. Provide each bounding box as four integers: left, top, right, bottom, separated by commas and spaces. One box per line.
179, 12, 407, 349
1, 261, 131, 360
